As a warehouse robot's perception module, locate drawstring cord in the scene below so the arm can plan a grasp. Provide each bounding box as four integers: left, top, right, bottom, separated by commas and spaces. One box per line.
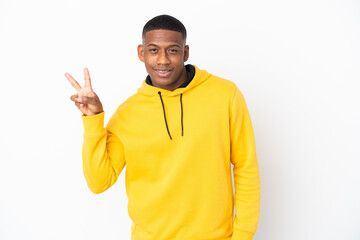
158, 91, 172, 140
180, 93, 183, 136
158, 91, 184, 140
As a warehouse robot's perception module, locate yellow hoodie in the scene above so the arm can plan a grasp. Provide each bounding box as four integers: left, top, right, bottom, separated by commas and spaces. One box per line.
80, 65, 260, 240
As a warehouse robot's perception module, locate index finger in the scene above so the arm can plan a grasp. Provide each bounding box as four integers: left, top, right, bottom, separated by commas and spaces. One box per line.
65, 73, 82, 91
84, 67, 92, 89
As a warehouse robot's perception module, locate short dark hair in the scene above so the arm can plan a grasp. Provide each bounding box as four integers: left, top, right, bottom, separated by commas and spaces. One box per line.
142, 14, 187, 40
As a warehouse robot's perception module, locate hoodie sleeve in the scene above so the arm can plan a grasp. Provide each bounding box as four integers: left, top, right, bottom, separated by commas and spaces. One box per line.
80, 111, 126, 194
229, 85, 261, 240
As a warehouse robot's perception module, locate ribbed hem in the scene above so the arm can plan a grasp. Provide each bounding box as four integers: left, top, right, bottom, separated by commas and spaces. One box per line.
81, 111, 105, 134
231, 228, 254, 240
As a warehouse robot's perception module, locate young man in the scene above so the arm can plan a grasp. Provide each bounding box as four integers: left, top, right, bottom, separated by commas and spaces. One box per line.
65, 15, 260, 240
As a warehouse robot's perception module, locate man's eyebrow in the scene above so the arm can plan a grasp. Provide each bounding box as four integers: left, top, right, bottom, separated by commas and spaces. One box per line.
168, 44, 181, 48
146, 43, 158, 48
146, 43, 181, 48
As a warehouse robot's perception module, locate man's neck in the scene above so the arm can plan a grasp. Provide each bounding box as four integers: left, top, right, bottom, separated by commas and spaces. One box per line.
165, 69, 189, 91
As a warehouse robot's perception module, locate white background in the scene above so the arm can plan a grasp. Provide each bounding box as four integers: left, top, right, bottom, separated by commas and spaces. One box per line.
0, 0, 359, 239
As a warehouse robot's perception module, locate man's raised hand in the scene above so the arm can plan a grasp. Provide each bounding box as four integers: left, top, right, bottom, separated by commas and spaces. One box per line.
65, 67, 104, 116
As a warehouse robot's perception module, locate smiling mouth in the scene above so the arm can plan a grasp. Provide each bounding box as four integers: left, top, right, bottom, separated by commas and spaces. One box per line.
154, 69, 173, 77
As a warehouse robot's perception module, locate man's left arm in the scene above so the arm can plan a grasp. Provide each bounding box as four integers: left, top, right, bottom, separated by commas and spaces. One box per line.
229, 84, 261, 240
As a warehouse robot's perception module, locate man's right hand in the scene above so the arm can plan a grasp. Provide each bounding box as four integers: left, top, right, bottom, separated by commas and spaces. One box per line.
65, 67, 104, 116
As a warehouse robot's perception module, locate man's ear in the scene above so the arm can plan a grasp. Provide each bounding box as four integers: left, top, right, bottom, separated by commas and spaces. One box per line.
184, 45, 189, 62
137, 44, 144, 62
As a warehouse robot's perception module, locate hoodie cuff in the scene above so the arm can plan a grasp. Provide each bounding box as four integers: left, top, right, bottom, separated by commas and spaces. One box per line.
231, 228, 254, 240
81, 111, 105, 135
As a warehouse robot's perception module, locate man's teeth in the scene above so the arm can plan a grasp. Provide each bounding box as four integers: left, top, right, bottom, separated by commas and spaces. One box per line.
158, 70, 170, 73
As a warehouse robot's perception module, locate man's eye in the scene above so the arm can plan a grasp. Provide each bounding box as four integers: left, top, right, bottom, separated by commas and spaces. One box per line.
169, 49, 178, 54
149, 49, 158, 53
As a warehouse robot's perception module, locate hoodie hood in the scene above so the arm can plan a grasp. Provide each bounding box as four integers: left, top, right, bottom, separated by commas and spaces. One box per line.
137, 65, 212, 140
137, 65, 212, 97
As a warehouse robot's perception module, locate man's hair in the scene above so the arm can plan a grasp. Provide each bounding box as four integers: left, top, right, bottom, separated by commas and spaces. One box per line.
142, 14, 187, 40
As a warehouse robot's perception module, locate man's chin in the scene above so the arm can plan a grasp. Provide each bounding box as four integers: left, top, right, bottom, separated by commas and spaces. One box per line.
152, 78, 173, 87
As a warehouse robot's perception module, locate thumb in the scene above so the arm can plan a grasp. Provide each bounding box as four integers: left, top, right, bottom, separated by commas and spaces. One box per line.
79, 96, 98, 104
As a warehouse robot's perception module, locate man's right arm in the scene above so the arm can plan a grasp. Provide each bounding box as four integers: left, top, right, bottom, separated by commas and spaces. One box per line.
81, 111, 126, 194
64, 67, 126, 193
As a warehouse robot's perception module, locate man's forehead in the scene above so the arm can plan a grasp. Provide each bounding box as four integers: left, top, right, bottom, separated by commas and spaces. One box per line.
142, 29, 185, 45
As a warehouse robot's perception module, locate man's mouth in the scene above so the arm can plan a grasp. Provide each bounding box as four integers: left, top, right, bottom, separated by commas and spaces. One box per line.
154, 69, 173, 77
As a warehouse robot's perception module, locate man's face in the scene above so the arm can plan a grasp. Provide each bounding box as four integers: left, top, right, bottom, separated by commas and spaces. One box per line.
137, 30, 189, 91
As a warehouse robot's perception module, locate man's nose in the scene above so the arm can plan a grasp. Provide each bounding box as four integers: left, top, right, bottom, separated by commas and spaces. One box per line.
157, 51, 171, 65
